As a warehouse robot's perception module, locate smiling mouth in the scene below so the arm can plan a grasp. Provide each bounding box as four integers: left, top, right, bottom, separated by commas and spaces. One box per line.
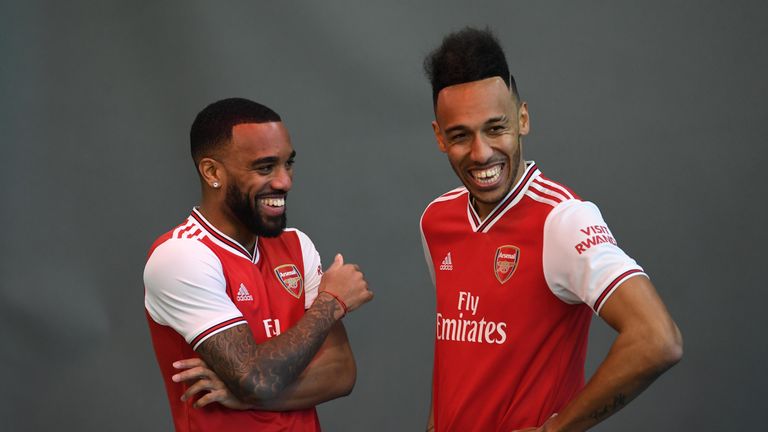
469, 163, 503, 186
259, 197, 285, 208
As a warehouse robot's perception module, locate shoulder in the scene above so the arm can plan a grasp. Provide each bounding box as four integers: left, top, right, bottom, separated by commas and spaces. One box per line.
420, 187, 468, 225
145, 237, 222, 286
283, 227, 312, 244
274, 227, 318, 253
524, 174, 582, 209
542, 198, 625, 263
427, 186, 468, 207
545, 199, 603, 229
146, 214, 205, 255
277, 228, 321, 264
147, 236, 218, 263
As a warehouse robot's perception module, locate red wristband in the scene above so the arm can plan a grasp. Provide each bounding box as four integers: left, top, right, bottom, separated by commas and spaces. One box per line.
323, 291, 348, 317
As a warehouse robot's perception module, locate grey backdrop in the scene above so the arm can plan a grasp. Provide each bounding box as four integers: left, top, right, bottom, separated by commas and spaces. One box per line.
2, 1, 766, 431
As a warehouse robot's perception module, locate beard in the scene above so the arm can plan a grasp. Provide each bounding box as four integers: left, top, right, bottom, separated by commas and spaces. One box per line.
225, 183, 286, 238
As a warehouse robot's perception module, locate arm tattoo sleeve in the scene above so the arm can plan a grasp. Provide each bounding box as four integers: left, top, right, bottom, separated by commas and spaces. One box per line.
196, 294, 339, 402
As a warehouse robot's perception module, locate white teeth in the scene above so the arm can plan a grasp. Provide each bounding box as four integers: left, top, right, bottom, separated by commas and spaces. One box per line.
471, 165, 502, 184
260, 197, 285, 207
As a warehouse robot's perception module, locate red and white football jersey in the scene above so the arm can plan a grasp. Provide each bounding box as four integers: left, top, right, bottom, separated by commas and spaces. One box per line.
420, 162, 646, 431
144, 208, 323, 432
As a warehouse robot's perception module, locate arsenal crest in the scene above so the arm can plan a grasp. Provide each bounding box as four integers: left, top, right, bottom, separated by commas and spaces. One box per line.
274, 264, 304, 298
494, 245, 520, 284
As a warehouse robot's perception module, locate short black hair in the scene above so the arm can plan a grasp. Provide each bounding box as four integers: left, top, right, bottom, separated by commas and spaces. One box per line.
190, 97, 281, 164
424, 27, 519, 107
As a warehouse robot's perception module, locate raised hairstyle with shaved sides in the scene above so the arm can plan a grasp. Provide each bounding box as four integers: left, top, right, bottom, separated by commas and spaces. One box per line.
424, 27, 520, 107
190, 97, 282, 165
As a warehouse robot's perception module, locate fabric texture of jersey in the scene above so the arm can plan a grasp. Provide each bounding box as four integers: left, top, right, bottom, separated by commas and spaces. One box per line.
420, 162, 645, 431
144, 208, 323, 432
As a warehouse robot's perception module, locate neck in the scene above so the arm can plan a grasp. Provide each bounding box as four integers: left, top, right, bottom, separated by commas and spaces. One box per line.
473, 158, 527, 221
474, 199, 494, 221
197, 203, 257, 252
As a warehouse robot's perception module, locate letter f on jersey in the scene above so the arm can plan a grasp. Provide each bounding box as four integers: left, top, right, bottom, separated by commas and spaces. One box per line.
263, 318, 282, 338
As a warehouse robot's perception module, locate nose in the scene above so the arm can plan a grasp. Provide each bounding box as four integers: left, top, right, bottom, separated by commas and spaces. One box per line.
270, 166, 293, 192
469, 135, 493, 164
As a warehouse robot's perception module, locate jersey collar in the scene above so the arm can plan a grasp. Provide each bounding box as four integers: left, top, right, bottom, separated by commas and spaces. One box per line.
466, 161, 540, 233
189, 207, 260, 263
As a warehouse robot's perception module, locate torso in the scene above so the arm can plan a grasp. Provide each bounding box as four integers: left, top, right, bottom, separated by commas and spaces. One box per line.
145, 210, 321, 432
421, 163, 592, 431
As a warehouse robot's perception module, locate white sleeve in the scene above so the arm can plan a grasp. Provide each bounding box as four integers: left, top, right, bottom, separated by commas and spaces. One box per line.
294, 229, 322, 309
144, 238, 246, 349
543, 200, 646, 315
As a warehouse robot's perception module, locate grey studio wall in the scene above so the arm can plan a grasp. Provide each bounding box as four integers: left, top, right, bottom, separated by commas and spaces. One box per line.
1, 1, 766, 431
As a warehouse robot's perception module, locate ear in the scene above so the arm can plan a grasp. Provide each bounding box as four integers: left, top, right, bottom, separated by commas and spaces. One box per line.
432, 120, 448, 153
198, 157, 224, 190
518, 102, 530, 136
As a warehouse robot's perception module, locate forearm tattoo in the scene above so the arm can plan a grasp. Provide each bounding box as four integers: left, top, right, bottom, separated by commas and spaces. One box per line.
197, 295, 339, 402
589, 393, 627, 421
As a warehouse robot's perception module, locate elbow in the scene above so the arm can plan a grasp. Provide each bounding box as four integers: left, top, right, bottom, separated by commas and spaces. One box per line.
339, 365, 357, 397
335, 358, 357, 398
332, 352, 357, 398
336, 380, 355, 398
249, 384, 282, 402
235, 375, 283, 403
665, 324, 684, 367
650, 323, 684, 373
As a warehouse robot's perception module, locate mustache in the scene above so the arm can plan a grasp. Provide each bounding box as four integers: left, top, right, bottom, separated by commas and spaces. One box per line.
467, 160, 505, 170
253, 190, 288, 199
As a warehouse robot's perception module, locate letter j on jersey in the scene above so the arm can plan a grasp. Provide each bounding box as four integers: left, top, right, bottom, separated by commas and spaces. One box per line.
494, 245, 520, 284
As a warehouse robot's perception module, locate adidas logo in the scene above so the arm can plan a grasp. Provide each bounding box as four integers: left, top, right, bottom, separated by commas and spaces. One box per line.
236, 283, 253, 302
440, 252, 453, 271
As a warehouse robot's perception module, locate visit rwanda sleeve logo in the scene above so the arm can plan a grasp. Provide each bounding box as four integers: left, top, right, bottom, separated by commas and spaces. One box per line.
274, 264, 304, 299
494, 245, 520, 284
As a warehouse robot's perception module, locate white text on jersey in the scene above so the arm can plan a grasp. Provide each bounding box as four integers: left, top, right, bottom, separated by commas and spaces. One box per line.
458, 291, 478, 315
437, 291, 507, 345
263, 318, 282, 338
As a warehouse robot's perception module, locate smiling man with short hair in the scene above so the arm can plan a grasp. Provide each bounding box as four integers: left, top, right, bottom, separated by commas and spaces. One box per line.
420, 28, 683, 432
144, 98, 373, 431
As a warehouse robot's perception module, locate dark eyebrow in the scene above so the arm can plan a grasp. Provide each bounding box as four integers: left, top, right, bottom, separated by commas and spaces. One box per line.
250, 150, 296, 167
444, 116, 508, 135
251, 156, 278, 166
444, 124, 469, 135
486, 115, 508, 125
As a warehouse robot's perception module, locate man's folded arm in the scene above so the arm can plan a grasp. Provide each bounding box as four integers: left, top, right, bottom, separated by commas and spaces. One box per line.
195, 292, 344, 404
176, 318, 355, 411
252, 320, 355, 410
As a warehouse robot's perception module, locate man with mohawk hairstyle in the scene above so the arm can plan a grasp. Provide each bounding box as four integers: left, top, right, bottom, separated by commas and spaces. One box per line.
144, 98, 373, 431
420, 28, 682, 431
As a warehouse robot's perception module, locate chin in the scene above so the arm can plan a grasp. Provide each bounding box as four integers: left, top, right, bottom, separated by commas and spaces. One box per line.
256, 226, 284, 238
473, 184, 513, 207
260, 216, 287, 238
